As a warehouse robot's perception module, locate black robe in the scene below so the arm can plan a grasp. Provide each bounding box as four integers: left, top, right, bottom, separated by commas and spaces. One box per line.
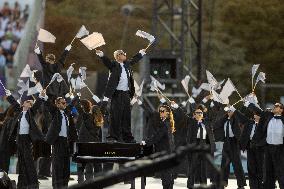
36, 50, 69, 97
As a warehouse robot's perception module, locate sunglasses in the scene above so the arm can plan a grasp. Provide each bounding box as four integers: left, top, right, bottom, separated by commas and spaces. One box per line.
118, 52, 126, 56
274, 103, 284, 109
195, 112, 203, 115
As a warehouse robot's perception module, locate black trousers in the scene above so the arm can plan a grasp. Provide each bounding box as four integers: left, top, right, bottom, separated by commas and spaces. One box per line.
0, 150, 10, 173
221, 138, 246, 187
247, 145, 264, 189
17, 135, 39, 189
161, 168, 174, 189
263, 144, 284, 189
38, 157, 51, 177
109, 90, 134, 142
52, 137, 70, 189
77, 163, 102, 183
187, 141, 207, 188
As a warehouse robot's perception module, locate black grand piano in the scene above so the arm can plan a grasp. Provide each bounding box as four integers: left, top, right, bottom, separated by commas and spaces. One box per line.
72, 142, 154, 189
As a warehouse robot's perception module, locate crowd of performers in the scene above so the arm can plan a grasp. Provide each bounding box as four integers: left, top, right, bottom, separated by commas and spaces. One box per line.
0, 41, 283, 189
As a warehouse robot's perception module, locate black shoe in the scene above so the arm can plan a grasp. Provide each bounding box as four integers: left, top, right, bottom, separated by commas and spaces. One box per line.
38, 175, 48, 180
106, 137, 118, 143
237, 187, 245, 189
69, 177, 75, 181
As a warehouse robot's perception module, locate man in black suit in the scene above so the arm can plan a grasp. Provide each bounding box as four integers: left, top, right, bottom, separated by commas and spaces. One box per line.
246, 102, 284, 189
34, 44, 72, 97
95, 49, 146, 143
214, 106, 246, 189
186, 106, 215, 189
45, 96, 78, 189
5, 89, 47, 189
235, 109, 264, 189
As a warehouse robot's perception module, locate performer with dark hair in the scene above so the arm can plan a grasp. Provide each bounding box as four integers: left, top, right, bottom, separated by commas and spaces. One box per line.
5, 89, 47, 189
34, 44, 72, 97
246, 101, 284, 189
234, 108, 264, 189
76, 99, 103, 183
214, 106, 246, 189
142, 104, 175, 189
185, 106, 215, 189
45, 96, 78, 189
95, 49, 146, 143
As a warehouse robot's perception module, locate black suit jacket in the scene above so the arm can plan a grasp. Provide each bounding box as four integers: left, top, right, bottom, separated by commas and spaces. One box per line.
248, 104, 284, 147
7, 95, 44, 143
45, 99, 78, 145
36, 50, 69, 96
213, 113, 241, 142
186, 117, 215, 153
100, 53, 143, 99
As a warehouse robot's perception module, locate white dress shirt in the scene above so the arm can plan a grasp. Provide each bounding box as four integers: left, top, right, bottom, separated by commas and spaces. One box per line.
266, 116, 284, 145
59, 110, 68, 137
19, 111, 29, 135
197, 122, 207, 139
116, 63, 129, 91
224, 120, 234, 138
250, 123, 257, 140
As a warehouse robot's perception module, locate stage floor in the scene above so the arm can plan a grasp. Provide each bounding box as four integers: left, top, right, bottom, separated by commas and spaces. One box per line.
8, 174, 280, 189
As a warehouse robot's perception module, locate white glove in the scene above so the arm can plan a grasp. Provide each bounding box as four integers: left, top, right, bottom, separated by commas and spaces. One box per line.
188, 97, 195, 104
139, 49, 146, 56
181, 101, 187, 107
96, 50, 104, 57
171, 102, 179, 109
202, 97, 208, 103
244, 100, 250, 107
229, 105, 236, 112
137, 99, 142, 105
77, 92, 81, 97
160, 97, 166, 104
65, 44, 72, 51
5, 89, 11, 96
39, 91, 48, 101
34, 47, 40, 54
130, 97, 137, 106
102, 96, 109, 102
141, 141, 146, 145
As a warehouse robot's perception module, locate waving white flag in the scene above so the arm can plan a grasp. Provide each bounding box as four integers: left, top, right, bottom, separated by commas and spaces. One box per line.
67, 63, 75, 82
75, 25, 89, 39
181, 75, 190, 94
150, 75, 165, 90
219, 79, 236, 103
37, 28, 56, 43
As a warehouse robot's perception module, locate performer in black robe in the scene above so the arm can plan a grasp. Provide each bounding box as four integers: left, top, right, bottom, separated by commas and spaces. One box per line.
45, 96, 78, 189
185, 106, 215, 189
0, 105, 18, 173
246, 102, 284, 189
214, 106, 246, 189
5, 89, 47, 189
34, 44, 72, 97
142, 104, 175, 189
76, 99, 103, 183
234, 108, 264, 189
95, 49, 145, 142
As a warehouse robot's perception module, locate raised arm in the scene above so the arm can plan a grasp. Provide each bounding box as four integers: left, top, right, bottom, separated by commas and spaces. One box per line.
128, 51, 144, 66
95, 50, 115, 70
5, 90, 20, 111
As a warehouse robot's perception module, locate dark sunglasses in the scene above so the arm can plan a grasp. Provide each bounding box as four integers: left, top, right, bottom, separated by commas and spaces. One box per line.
118, 52, 126, 56
195, 111, 203, 115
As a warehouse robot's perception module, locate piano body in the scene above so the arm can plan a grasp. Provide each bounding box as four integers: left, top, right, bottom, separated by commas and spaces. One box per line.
72, 142, 154, 189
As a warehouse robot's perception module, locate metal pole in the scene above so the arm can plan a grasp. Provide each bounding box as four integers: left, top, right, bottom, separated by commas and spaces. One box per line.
197, 0, 203, 81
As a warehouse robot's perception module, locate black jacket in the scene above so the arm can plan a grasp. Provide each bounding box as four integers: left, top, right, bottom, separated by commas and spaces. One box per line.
146, 118, 175, 153
100, 53, 143, 99
247, 103, 284, 147
77, 104, 101, 142
36, 50, 69, 96
45, 99, 78, 145
213, 113, 241, 142
186, 117, 215, 153
7, 95, 44, 144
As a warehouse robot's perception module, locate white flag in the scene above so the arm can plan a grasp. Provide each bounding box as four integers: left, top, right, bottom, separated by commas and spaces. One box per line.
219, 78, 236, 103
79, 67, 87, 80
212, 90, 225, 104
50, 73, 63, 84
67, 63, 75, 82
135, 30, 155, 44
75, 76, 87, 90
80, 32, 106, 50
92, 95, 101, 103
27, 82, 43, 96
255, 72, 266, 84
150, 76, 165, 90
251, 64, 260, 79
70, 78, 76, 90
17, 79, 29, 94
37, 28, 56, 43
75, 25, 89, 39
181, 75, 190, 94
199, 83, 211, 92
20, 64, 33, 78
206, 70, 224, 90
